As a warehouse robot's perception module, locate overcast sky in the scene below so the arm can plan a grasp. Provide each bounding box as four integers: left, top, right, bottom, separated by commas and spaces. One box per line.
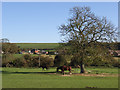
2, 2, 118, 43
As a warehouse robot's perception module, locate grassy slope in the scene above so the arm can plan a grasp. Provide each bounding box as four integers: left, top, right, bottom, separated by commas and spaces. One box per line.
13, 54, 56, 59
2, 67, 118, 88
15, 43, 59, 49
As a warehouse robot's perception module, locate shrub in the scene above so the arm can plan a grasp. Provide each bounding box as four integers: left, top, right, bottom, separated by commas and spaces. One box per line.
23, 54, 32, 67
110, 60, 120, 68
12, 57, 25, 67
2, 54, 15, 67
2, 43, 19, 54
70, 54, 119, 68
23, 55, 54, 68
54, 54, 67, 67
40, 56, 54, 68
24, 54, 31, 60
30, 56, 39, 67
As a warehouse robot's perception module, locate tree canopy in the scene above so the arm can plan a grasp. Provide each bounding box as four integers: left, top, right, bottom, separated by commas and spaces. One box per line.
2, 43, 19, 54
59, 6, 117, 73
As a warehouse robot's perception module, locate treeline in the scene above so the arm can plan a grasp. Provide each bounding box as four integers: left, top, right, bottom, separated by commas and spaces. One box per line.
2, 43, 57, 54
54, 54, 120, 68
2, 54, 120, 68
2, 43, 19, 54
1, 42, 120, 68
2, 54, 54, 68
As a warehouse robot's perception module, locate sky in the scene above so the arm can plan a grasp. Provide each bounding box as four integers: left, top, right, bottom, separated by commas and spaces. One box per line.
2, 2, 118, 43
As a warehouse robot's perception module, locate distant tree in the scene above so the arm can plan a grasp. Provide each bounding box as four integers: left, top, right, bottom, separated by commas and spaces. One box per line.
2, 43, 19, 54
59, 6, 117, 73
0, 38, 9, 43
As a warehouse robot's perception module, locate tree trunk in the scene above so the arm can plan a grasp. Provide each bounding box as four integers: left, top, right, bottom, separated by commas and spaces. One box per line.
80, 64, 85, 73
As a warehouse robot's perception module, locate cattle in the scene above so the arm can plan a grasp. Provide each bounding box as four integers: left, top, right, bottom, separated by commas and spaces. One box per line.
57, 65, 72, 75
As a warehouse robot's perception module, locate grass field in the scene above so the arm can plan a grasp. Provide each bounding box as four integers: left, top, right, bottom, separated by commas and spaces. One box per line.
2, 67, 118, 88
15, 43, 59, 49
13, 54, 56, 59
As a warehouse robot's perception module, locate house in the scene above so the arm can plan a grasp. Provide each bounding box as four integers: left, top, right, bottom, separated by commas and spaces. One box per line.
21, 51, 28, 54
109, 50, 120, 56
114, 50, 120, 56
41, 50, 46, 54
31, 49, 40, 54
0, 50, 4, 54
54, 52, 58, 55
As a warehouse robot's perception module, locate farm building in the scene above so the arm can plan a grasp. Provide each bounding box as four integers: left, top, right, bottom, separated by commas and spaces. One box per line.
31, 49, 40, 54
109, 50, 120, 56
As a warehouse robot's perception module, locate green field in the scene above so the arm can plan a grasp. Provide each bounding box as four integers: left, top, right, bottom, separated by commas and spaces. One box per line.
2, 67, 118, 88
15, 43, 59, 49
13, 54, 56, 59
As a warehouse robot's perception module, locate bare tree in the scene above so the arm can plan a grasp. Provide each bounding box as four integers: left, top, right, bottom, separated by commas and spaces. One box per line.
59, 6, 117, 73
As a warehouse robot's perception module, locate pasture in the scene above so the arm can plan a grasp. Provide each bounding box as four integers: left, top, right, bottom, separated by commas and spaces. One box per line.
13, 54, 56, 59
15, 43, 59, 49
2, 67, 118, 88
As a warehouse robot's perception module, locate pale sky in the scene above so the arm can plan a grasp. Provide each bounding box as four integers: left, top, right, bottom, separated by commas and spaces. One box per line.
2, 2, 118, 43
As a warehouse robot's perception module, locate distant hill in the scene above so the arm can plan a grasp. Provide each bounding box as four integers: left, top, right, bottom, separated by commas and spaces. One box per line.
11, 42, 120, 50
15, 43, 59, 49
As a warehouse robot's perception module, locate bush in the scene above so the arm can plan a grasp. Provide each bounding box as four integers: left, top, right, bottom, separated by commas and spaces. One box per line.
70, 54, 119, 68
2, 54, 26, 68
24, 55, 54, 68
54, 54, 67, 67
2, 54, 15, 67
110, 60, 120, 68
89, 56, 120, 67
40, 56, 54, 68
12, 57, 25, 67
2, 43, 19, 54
23, 54, 32, 67
2, 54, 55, 68
30, 56, 39, 67
24, 54, 31, 60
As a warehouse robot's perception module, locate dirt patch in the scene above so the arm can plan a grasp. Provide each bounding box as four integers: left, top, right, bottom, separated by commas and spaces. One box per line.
48, 72, 118, 77
73, 73, 118, 77
61, 75, 71, 76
